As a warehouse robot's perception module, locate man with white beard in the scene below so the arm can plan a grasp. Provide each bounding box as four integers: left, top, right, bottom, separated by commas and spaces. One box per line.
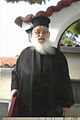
31, 26, 53, 55
11, 16, 74, 117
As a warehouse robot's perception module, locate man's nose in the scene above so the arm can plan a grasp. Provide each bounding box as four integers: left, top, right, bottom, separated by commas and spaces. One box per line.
39, 32, 44, 36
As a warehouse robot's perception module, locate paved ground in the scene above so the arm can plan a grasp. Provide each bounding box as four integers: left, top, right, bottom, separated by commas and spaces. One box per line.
70, 104, 80, 117
2, 117, 80, 120
1, 104, 80, 120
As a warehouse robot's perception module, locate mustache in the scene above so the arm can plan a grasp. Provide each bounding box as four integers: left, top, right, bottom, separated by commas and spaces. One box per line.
38, 38, 45, 40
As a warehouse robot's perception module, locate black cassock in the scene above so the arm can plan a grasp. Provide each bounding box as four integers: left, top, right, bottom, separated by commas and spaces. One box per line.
11, 46, 74, 117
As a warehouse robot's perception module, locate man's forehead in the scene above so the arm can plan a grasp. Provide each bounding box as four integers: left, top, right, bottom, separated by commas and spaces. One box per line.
33, 26, 48, 31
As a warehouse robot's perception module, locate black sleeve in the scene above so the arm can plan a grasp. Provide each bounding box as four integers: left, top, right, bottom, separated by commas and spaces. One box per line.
11, 47, 30, 91
11, 57, 20, 90
57, 50, 74, 107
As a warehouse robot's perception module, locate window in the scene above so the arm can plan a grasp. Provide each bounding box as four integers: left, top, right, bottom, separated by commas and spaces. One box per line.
59, 20, 80, 53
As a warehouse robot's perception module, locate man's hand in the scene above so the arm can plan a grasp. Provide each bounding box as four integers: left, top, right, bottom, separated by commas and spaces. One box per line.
62, 107, 70, 117
10, 89, 18, 99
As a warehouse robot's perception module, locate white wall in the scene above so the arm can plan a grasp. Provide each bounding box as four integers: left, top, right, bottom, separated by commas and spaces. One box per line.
49, 1, 80, 81
49, 1, 80, 47
64, 53, 80, 80
0, 68, 12, 99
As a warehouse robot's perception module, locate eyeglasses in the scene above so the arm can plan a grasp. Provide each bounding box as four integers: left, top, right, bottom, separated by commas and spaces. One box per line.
34, 30, 49, 35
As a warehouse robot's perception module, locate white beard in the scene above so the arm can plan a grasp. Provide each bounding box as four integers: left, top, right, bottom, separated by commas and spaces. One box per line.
31, 36, 54, 55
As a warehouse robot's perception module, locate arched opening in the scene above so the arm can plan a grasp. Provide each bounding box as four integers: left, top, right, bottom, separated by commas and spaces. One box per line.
57, 21, 80, 115
58, 20, 80, 51
57, 20, 80, 116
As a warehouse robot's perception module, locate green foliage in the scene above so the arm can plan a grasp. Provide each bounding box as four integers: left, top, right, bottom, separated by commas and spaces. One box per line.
5, 0, 19, 2
67, 21, 80, 36
15, 54, 19, 57
31, 0, 42, 4
60, 38, 74, 46
60, 21, 80, 46
5, 0, 50, 4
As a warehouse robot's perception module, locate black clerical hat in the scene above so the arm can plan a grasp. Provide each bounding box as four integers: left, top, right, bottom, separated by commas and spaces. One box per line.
31, 16, 51, 28
25, 16, 50, 33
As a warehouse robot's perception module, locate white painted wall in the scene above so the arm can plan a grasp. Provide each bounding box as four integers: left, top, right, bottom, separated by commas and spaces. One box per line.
0, 68, 12, 99
64, 53, 80, 80
49, 1, 80, 47
49, 1, 80, 80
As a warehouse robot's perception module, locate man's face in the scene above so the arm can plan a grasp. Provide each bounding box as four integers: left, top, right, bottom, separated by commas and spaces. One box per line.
32, 26, 50, 44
